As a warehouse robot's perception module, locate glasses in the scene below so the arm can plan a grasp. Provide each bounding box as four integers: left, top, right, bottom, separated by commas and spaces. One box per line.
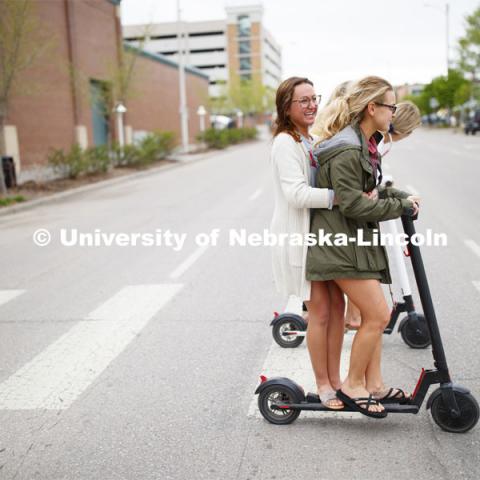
292, 95, 322, 109
375, 102, 397, 114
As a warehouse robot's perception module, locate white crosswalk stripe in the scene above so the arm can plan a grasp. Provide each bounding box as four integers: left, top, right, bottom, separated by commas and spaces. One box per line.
0, 290, 25, 307
249, 188, 263, 201
465, 240, 480, 260
248, 332, 362, 419
0, 284, 182, 410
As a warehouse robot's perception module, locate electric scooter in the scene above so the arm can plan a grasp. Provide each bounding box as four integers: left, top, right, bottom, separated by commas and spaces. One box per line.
270, 179, 431, 349
258, 213, 479, 433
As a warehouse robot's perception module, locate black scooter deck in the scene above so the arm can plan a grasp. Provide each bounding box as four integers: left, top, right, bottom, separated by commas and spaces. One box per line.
271, 393, 420, 414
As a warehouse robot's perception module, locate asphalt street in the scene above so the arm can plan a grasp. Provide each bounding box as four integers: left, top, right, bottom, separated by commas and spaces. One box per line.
0, 127, 479, 480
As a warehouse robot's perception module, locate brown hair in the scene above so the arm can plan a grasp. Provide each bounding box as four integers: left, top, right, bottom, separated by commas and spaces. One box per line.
273, 76, 313, 142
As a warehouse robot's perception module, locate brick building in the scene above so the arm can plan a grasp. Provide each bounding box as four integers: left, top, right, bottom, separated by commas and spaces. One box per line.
123, 47, 209, 146
3, 0, 209, 182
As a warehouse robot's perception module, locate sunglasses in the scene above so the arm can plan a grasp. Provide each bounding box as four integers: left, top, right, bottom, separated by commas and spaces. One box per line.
375, 102, 397, 114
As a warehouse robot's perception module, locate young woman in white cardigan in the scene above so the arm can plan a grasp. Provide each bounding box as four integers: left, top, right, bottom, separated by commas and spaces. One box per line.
270, 77, 346, 409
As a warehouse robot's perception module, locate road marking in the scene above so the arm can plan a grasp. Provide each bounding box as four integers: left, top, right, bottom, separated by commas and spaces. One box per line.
0, 290, 25, 307
0, 284, 183, 410
249, 188, 263, 201
405, 185, 419, 195
169, 246, 208, 280
465, 240, 480, 260
248, 333, 360, 419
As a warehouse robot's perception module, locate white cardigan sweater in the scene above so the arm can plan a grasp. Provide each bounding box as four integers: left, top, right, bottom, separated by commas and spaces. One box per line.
270, 132, 331, 301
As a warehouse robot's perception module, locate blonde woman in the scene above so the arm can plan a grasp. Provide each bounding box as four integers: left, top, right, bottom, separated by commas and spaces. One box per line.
270, 77, 345, 410
308, 76, 420, 418
344, 100, 422, 329
377, 100, 422, 155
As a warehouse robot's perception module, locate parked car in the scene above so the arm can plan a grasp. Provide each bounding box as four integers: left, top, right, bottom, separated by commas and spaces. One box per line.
464, 110, 480, 135
210, 115, 235, 130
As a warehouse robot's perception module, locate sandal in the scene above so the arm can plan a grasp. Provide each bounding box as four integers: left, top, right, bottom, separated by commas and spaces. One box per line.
336, 390, 388, 419
372, 387, 411, 405
318, 389, 344, 410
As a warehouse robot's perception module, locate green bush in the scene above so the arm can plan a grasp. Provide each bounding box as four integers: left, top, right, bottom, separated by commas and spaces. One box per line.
48, 130, 176, 177
111, 142, 137, 167
112, 131, 175, 167
196, 128, 229, 149
85, 145, 111, 175
197, 127, 258, 149
0, 195, 25, 207
48, 144, 86, 179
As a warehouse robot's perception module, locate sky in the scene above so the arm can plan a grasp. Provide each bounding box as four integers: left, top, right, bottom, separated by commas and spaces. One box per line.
120, 0, 479, 99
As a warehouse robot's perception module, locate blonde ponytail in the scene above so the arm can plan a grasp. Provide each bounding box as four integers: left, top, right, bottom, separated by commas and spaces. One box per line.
311, 96, 350, 139
313, 76, 394, 141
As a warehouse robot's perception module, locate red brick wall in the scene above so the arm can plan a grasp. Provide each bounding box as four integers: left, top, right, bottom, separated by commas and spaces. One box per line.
5, 0, 208, 175
6, 0, 122, 173
67, 0, 121, 142
124, 53, 209, 145
6, 1, 77, 169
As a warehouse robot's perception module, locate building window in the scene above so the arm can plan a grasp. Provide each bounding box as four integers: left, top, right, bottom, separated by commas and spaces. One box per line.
239, 57, 251, 71
237, 15, 251, 37
240, 73, 251, 81
238, 40, 251, 55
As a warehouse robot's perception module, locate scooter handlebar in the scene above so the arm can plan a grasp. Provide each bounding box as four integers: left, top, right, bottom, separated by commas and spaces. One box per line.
402, 208, 419, 221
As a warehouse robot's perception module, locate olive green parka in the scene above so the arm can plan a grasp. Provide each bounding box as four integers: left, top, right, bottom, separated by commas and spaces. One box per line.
306, 124, 412, 284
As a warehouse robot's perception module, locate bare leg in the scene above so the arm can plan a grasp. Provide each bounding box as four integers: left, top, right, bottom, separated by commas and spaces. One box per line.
326, 281, 345, 390
345, 298, 362, 330
333, 278, 390, 413
365, 335, 383, 392
365, 335, 411, 399
304, 281, 343, 409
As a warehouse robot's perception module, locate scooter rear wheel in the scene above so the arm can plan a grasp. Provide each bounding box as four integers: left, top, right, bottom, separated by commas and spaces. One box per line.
400, 314, 431, 349
272, 317, 305, 348
258, 385, 301, 425
430, 390, 479, 433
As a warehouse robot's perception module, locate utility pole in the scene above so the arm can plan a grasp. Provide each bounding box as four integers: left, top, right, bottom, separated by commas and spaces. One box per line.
424, 2, 450, 76
177, 0, 189, 153
445, 3, 450, 76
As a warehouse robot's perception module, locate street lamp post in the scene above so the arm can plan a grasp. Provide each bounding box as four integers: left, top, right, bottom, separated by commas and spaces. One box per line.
424, 2, 450, 76
197, 105, 207, 132
114, 102, 127, 148
177, 0, 189, 153
236, 110, 244, 128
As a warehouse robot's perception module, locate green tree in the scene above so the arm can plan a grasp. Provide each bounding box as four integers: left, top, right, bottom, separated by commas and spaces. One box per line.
430, 69, 471, 109
406, 69, 471, 114
208, 75, 275, 117
0, 0, 50, 196
457, 5, 480, 99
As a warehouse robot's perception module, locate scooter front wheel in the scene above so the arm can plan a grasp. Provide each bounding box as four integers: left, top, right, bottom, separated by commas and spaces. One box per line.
258, 385, 301, 425
400, 314, 431, 349
272, 316, 305, 348
430, 390, 479, 433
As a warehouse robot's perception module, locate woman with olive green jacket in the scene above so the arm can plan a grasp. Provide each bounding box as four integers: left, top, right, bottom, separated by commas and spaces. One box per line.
306, 123, 412, 284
